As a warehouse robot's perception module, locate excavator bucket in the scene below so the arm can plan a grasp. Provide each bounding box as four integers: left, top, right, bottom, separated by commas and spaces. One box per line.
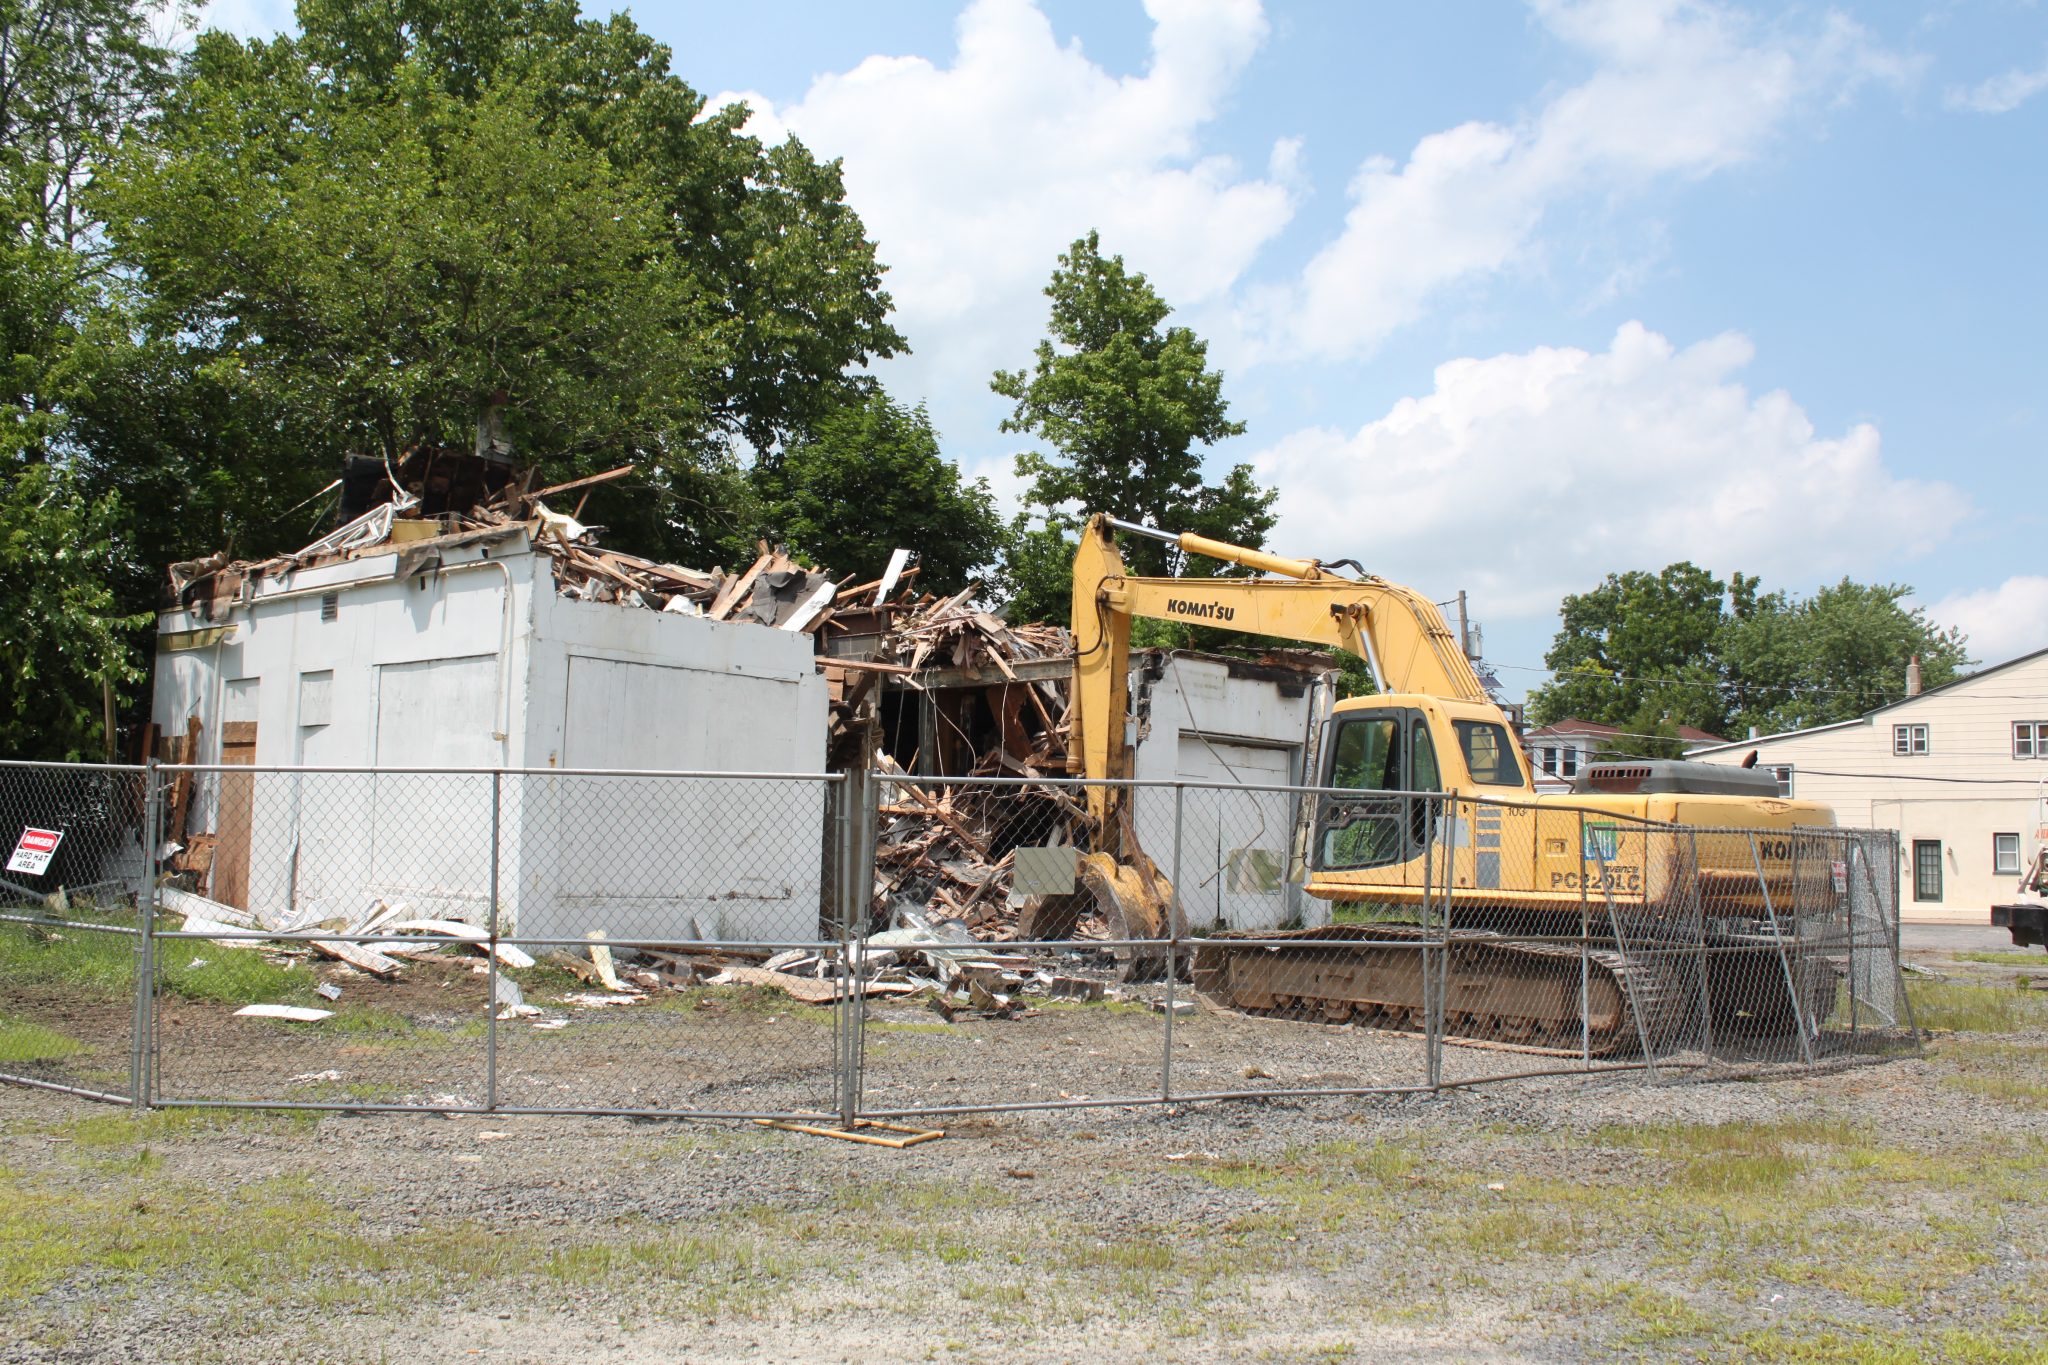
1077, 851, 1182, 981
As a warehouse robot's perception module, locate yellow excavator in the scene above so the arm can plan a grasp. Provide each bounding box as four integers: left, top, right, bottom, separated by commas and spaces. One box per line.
1070, 514, 1840, 1052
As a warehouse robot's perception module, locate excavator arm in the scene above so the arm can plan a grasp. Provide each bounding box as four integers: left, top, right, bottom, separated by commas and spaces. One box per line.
1062, 513, 1508, 963
1070, 512, 1489, 801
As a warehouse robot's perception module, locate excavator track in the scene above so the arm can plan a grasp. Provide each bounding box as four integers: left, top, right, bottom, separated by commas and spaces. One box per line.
1189, 923, 1699, 1056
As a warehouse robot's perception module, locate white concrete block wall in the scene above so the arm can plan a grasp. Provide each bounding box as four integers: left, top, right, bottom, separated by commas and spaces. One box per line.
152, 537, 831, 941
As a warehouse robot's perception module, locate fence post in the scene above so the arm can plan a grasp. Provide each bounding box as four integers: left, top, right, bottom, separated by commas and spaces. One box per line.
1578, 810, 1590, 1069
836, 767, 873, 1130
1423, 791, 1441, 1091
1748, 831, 1816, 1066
1163, 782, 1184, 1103
131, 759, 160, 1112
485, 769, 501, 1113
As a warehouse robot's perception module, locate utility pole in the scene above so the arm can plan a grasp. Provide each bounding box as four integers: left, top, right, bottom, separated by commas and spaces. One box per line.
1456, 590, 1471, 659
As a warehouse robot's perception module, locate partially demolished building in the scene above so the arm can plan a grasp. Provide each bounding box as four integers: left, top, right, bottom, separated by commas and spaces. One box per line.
151, 447, 1341, 946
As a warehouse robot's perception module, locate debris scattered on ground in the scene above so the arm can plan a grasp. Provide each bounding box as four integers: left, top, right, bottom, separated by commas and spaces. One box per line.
753, 1117, 945, 1149
234, 1004, 333, 1023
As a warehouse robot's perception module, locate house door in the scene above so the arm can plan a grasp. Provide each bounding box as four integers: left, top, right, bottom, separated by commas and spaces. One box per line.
212, 720, 258, 908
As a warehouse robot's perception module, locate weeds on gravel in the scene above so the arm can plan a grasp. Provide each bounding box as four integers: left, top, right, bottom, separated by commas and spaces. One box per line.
1188, 1137, 1417, 1232
0, 1013, 87, 1063
1952, 951, 2047, 966
1907, 979, 2048, 1032
1735, 1325, 2038, 1363
1939, 1037, 2048, 1109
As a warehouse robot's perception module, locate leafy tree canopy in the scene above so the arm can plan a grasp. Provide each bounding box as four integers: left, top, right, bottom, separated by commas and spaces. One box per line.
1530, 563, 1971, 753
993, 231, 1274, 623
754, 392, 1005, 596
0, 0, 173, 757
92, 0, 905, 567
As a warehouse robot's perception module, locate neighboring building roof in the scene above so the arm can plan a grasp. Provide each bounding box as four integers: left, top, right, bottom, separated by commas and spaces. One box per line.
1525, 716, 1725, 746
1688, 643, 2048, 756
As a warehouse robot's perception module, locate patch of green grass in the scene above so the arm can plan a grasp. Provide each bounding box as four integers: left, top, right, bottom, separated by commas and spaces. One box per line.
157, 940, 311, 1007
1908, 979, 2048, 1033
43, 1106, 318, 1148
0, 920, 139, 998
0, 1014, 87, 1063
1614, 1284, 1721, 1344
1953, 951, 2047, 966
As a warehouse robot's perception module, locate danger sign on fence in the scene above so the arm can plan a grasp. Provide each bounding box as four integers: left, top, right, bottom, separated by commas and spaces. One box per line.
6, 827, 63, 876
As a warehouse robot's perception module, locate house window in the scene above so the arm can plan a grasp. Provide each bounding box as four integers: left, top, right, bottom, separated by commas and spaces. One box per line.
1995, 834, 2022, 876
1770, 765, 1794, 798
1560, 747, 1579, 779
1893, 723, 1929, 756
1538, 746, 1557, 776
2014, 722, 2048, 759
1912, 840, 1943, 902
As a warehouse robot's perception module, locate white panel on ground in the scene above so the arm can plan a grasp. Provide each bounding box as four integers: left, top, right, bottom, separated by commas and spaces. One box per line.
363, 655, 498, 919
1177, 736, 1296, 931
551, 655, 818, 942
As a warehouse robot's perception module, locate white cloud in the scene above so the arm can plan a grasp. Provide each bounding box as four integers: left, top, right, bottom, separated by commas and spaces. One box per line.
1927, 577, 2048, 668
1249, 0, 1917, 359
706, 0, 1297, 410
1945, 53, 2048, 114
1251, 322, 1971, 620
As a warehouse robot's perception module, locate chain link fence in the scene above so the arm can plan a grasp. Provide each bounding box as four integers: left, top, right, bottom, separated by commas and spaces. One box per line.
0, 761, 150, 1104
0, 761, 1917, 1120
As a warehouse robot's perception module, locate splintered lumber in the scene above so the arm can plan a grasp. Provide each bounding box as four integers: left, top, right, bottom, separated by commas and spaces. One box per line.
174, 915, 265, 948
753, 1118, 944, 1149
388, 919, 536, 970
309, 937, 403, 978
707, 548, 773, 621
585, 931, 630, 992
522, 464, 637, 503
707, 966, 918, 1004
158, 886, 257, 928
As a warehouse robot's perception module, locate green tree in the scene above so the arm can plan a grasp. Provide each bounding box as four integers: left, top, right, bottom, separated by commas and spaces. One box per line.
0, 0, 174, 757
1531, 563, 1974, 752
1720, 579, 1969, 734
1529, 563, 1731, 746
993, 231, 1274, 618
754, 393, 1005, 596
92, 0, 904, 569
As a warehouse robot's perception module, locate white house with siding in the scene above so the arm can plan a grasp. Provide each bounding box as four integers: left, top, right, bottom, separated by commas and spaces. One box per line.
1687, 647, 2048, 924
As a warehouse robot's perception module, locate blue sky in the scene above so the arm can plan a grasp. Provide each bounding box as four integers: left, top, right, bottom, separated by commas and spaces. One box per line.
205, 0, 2048, 684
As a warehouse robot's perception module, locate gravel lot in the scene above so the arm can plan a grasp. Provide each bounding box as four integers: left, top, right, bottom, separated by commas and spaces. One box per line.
2, 935, 2045, 1363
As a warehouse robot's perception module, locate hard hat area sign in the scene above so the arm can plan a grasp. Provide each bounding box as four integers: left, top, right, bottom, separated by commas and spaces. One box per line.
6, 827, 63, 876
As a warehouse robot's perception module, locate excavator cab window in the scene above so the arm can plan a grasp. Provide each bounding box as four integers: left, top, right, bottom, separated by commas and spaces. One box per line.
1318, 714, 1431, 869
1453, 720, 1524, 787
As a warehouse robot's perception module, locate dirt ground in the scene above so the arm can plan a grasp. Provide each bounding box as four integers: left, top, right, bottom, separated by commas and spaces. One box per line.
2, 935, 2045, 1363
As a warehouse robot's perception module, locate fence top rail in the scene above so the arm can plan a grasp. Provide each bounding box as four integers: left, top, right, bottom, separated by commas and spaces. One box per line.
151, 764, 847, 781
0, 759, 147, 773
878, 772, 1886, 836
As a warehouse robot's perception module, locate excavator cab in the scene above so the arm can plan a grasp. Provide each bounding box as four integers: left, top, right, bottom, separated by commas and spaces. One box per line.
1315, 706, 1442, 872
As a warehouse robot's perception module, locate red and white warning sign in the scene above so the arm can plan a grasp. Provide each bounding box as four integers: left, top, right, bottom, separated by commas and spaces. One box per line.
6, 827, 63, 877
1830, 860, 1849, 895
